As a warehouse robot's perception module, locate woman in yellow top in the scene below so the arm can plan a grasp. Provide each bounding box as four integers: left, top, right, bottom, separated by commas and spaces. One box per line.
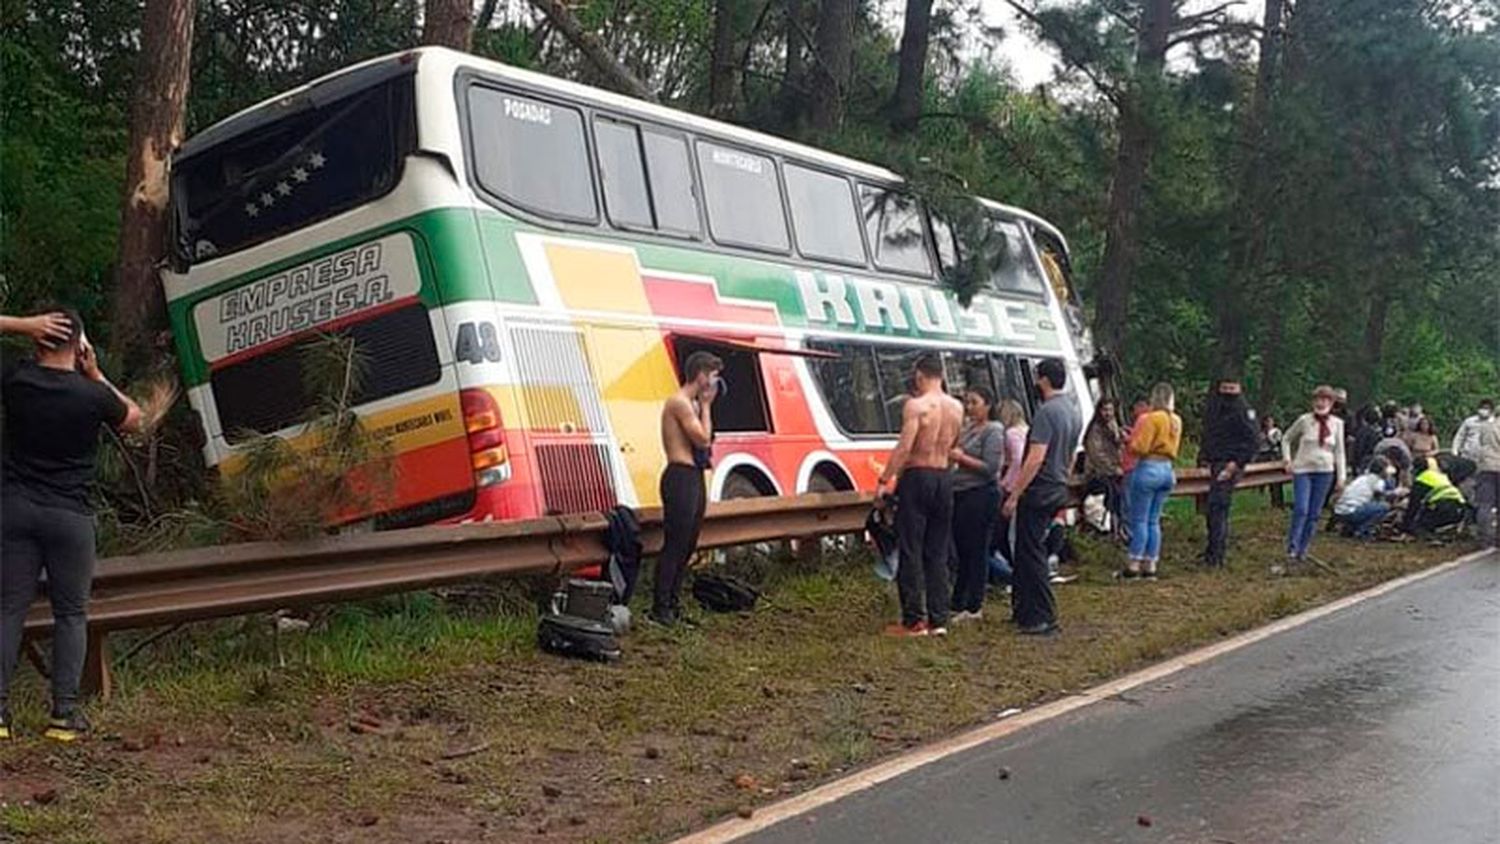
1122, 383, 1182, 580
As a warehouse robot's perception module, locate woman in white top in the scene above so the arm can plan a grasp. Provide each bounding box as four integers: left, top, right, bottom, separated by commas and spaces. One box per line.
1280, 384, 1347, 567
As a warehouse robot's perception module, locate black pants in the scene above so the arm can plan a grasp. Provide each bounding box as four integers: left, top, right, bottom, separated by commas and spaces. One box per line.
1414, 499, 1466, 535
1011, 485, 1061, 629
895, 468, 953, 627
1, 493, 97, 711
951, 483, 1000, 614
1202, 461, 1243, 565
1085, 475, 1122, 535
653, 463, 705, 619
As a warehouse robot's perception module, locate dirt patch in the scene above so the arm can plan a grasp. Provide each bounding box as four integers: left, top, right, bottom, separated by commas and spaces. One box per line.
0, 511, 1473, 843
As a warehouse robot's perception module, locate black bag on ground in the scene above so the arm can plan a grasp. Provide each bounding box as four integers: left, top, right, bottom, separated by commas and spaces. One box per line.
537, 613, 622, 662
692, 572, 760, 613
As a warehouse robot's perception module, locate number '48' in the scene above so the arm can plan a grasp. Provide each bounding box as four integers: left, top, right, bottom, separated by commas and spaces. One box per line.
454, 321, 502, 364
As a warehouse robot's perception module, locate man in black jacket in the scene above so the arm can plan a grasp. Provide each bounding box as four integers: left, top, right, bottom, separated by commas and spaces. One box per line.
1198, 378, 1260, 567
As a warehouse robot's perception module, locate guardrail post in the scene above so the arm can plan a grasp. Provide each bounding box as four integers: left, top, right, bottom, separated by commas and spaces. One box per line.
82, 630, 112, 702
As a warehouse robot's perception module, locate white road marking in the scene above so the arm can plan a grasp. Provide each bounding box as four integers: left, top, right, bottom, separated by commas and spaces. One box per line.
674, 548, 1494, 843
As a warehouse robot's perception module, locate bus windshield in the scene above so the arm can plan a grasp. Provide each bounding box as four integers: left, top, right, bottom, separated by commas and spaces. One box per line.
171, 74, 415, 266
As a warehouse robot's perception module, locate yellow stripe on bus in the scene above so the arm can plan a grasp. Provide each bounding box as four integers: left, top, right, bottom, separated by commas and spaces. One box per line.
219, 394, 466, 475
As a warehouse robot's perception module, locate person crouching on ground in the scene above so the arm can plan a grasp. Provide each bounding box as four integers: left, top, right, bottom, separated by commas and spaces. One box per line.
1198, 377, 1258, 567
1001, 359, 1081, 635
1, 309, 143, 742
1280, 385, 1347, 572
1332, 456, 1399, 539
1122, 383, 1181, 581
652, 351, 723, 627
1400, 456, 1467, 537
876, 354, 962, 637
948, 386, 1004, 623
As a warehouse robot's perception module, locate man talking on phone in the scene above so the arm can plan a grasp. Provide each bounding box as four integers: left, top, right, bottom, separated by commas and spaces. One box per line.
652, 351, 723, 627
1, 308, 142, 742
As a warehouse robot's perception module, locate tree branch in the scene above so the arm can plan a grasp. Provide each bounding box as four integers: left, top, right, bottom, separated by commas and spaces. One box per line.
1173, 0, 1246, 31
1002, 0, 1125, 107
525, 0, 659, 102
1166, 21, 1262, 50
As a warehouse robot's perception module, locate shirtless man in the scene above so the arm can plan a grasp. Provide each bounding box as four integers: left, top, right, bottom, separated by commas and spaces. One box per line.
876, 353, 963, 637
652, 351, 723, 627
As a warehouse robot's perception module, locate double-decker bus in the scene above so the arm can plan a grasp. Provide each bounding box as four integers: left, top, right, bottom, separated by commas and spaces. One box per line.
164, 48, 1098, 529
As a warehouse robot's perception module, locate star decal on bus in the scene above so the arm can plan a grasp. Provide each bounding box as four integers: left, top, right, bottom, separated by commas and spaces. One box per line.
291, 167, 309, 183
275, 181, 292, 196
308, 152, 326, 169
244, 203, 259, 218
260, 192, 275, 208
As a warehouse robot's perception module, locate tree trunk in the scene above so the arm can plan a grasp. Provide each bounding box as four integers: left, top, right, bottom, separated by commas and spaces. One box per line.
111, 0, 195, 360
808, 0, 854, 132
527, 0, 659, 102
779, 0, 808, 124
1354, 287, 1391, 405
891, 0, 933, 131
1255, 287, 1286, 413
708, 0, 740, 119
1092, 0, 1174, 361
477, 0, 500, 31
422, 0, 473, 50
1212, 0, 1285, 376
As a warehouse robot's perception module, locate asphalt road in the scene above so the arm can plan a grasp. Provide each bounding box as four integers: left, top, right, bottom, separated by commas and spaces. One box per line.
748, 552, 1500, 844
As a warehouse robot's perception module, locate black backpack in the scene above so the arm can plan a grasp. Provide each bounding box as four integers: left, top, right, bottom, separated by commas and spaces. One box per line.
692, 572, 760, 613
537, 614, 622, 662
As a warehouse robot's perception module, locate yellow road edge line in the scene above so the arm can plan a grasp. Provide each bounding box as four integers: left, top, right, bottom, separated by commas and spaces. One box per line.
674, 548, 1494, 843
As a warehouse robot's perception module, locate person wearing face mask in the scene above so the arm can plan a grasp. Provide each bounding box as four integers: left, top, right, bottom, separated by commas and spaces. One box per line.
1452, 399, 1494, 462
1198, 377, 1259, 567
1459, 400, 1500, 547
1279, 385, 1347, 572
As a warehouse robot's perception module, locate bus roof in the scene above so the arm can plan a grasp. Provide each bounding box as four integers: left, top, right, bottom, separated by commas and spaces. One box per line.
175, 47, 1069, 259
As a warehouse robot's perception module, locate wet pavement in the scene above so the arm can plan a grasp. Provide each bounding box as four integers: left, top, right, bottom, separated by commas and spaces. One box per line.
748, 552, 1500, 844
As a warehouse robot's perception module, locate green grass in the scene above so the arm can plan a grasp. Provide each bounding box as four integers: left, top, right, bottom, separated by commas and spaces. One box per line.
0, 505, 1474, 843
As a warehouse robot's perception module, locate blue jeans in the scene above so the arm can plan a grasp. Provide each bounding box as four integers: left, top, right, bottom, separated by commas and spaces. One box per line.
1126, 459, 1175, 561
1335, 501, 1389, 538
1288, 471, 1336, 557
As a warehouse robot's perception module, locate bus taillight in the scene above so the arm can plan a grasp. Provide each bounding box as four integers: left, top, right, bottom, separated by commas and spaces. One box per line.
460, 388, 511, 487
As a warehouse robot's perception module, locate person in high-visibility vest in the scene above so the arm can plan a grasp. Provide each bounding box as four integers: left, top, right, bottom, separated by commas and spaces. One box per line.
1400, 457, 1468, 536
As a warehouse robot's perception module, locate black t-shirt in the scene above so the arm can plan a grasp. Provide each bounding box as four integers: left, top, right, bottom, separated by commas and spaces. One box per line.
1, 358, 127, 513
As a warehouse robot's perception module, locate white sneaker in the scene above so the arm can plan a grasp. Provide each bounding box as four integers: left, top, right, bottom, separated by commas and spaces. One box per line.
930, 625, 949, 637
950, 610, 983, 624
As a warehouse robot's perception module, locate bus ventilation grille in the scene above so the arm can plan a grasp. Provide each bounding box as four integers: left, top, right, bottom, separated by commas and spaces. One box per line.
509, 326, 609, 433
535, 442, 618, 515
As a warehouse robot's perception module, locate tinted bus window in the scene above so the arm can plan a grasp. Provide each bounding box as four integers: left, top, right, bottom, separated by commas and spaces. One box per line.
784, 164, 866, 266
930, 212, 961, 275
806, 341, 888, 434
860, 186, 932, 276
172, 77, 414, 265
469, 88, 596, 221
697, 141, 789, 252
212, 303, 441, 442
989, 219, 1046, 295
643, 130, 700, 236
595, 117, 653, 229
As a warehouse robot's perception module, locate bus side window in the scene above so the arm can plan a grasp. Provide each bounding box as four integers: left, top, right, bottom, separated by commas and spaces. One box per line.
859, 185, 933, 277
806, 340, 887, 435
696, 141, 789, 253
468, 88, 597, 223
994, 354, 1033, 420
929, 212, 961, 276
784, 163, 866, 267
671, 340, 771, 434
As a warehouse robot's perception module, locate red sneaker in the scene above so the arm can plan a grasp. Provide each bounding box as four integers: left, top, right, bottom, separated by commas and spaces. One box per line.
884, 620, 930, 638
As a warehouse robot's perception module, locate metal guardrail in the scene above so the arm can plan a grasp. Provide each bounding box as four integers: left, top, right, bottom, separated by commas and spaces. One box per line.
22, 463, 1289, 698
